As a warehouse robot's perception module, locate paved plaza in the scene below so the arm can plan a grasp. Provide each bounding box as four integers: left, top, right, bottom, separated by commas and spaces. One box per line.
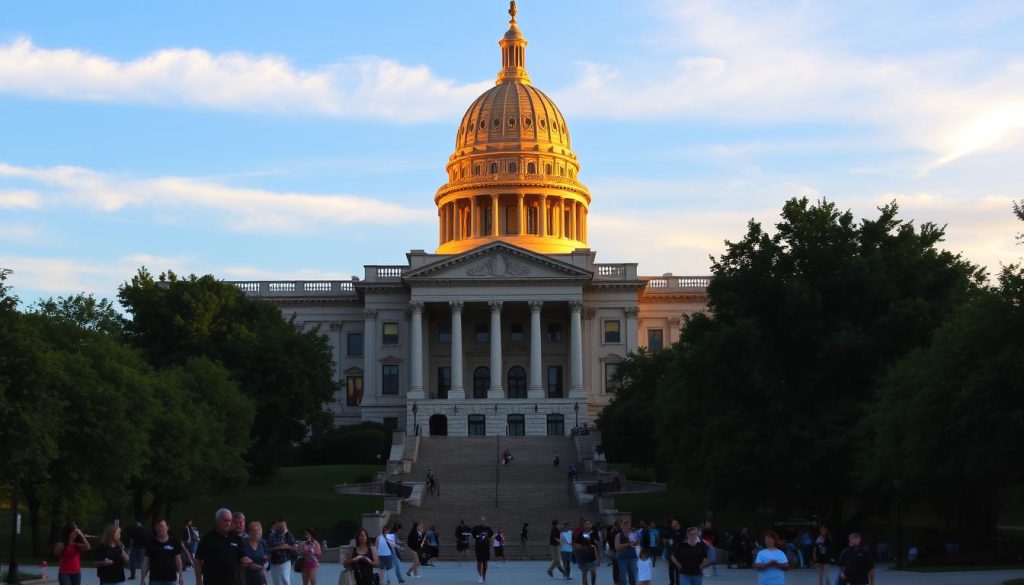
17, 561, 1024, 585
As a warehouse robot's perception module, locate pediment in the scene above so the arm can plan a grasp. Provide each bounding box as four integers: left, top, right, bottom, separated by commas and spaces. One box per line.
405, 242, 592, 282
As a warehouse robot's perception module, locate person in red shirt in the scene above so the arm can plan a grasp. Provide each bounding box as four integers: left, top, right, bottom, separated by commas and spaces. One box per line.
55, 524, 92, 585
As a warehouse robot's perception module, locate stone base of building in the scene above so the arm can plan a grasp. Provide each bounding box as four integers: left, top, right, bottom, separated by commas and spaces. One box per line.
405, 398, 588, 437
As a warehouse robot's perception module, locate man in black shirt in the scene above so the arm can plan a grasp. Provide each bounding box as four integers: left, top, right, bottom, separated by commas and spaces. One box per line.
671, 526, 708, 585
129, 521, 150, 579
837, 533, 875, 585
141, 519, 184, 585
572, 519, 599, 585
471, 516, 494, 584
662, 519, 683, 585
456, 520, 472, 566
546, 519, 563, 578
195, 508, 250, 585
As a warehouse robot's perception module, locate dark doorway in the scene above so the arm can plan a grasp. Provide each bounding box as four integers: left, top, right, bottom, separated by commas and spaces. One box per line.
429, 414, 448, 436
473, 366, 490, 399
507, 366, 527, 399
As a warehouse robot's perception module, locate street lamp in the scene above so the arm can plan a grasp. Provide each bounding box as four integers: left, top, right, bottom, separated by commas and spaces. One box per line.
574, 402, 579, 429
412, 402, 418, 436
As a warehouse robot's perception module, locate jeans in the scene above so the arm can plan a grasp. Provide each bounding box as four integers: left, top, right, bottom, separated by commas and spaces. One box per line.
668, 562, 680, 585
681, 575, 703, 585
560, 552, 573, 577
58, 573, 82, 585
617, 558, 637, 585
389, 553, 406, 583
130, 548, 146, 574
269, 561, 292, 585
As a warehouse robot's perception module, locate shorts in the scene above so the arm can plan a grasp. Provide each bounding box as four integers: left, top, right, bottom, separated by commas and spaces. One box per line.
578, 561, 597, 572
378, 556, 393, 570
456, 543, 469, 551
475, 547, 491, 561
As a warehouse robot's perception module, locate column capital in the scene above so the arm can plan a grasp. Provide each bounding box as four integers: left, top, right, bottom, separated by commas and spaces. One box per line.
363, 309, 378, 319
488, 300, 504, 312
624, 307, 639, 317
583, 307, 597, 320
668, 316, 682, 327
528, 300, 544, 312
409, 301, 425, 312
449, 300, 464, 312
569, 300, 584, 312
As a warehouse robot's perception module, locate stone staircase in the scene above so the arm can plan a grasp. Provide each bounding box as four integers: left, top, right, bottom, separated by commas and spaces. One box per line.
390, 435, 585, 560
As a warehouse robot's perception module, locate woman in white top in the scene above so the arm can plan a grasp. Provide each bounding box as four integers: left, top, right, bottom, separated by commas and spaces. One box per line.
375, 526, 405, 585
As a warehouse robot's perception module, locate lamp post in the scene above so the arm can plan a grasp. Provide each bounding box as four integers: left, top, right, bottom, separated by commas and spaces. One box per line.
412, 402, 418, 436
5, 479, 19, 585
574, 402, 579, 430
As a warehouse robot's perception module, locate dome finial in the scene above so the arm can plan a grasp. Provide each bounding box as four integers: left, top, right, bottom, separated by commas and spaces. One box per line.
497, 0, 530, 84
508, 1, 518, 24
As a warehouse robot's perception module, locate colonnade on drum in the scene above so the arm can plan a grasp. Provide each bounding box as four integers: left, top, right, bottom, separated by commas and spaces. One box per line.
406, 299, 585, 401
437, 193, 588, 244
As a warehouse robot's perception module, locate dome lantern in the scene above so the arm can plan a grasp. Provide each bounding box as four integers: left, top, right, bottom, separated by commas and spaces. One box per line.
496, 1, 530, 85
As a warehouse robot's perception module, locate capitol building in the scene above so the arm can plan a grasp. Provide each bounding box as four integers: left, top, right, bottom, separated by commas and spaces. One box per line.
234, 3, 709, 437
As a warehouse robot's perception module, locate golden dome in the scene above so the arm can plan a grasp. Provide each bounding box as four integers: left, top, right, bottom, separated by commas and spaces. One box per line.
435, 1, 591, 256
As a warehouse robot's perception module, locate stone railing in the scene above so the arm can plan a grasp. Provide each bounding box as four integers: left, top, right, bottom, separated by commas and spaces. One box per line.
230, 280, 357, 297
640, 275, 711, 290
436, 172, 589, 198
364, 265, 406, 282
593, 263, 638, 280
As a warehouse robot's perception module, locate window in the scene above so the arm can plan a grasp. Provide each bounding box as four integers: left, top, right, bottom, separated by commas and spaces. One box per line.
507, 366, 527, 399
547, 365, 563, 398
547, 322, 562, 342
473, 164, 480, 176
383, 417, 399, 432
438, 323, 452, 344
382, 364, 400, 395
436, 367, 451, 400
603, 320, 621, 344
527, 206, 538, 234
483, 207, 493, 235
546, 414, 565, 437
546, 163, 553, 174
468, 414, 486, 436
383, 321, 399, 345
475, 323, 489, 343
347, 332, 363, 357
510, 323, 524, 342
473, 366, 490, 399
506, 205, 519, 234
490, 162, 498, 174
508, 162, 517, 173
507, 414, 525, 436
527, 162, 536, 174
605, 363, 621, 393
647, 329, 664, 351
345, 375, 363, 406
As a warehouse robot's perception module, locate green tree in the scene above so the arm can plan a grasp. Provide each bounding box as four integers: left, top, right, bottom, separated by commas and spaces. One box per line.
118, 269, 336, 478
650, 198, 982, 523
596, 348, 672, 470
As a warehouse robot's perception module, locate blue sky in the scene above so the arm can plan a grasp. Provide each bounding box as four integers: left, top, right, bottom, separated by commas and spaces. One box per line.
2, 0, 1023, 305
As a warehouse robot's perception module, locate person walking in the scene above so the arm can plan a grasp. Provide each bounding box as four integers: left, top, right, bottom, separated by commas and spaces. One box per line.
423, 527, 439, 566
182, 521, 200, 569
471, 516, 495, 584
670, 526, 708, 585
836, 533, 875, 585
375, 525, 404, 585
241, 522, 268, 585
297, 529, 321, 585
614, 519, 639, 585
753, 530, 789, 585
128, 522, 150, 580
55, 524, 92, 585
141, 519, 185, 585
813, 527, 832, 585
546, 519, 564, 578
493, 529, 506, 563
559, 522, 574, 580
572, 519, 599, 585
343, 529, 378, 585
520, 523, 529, 561
95, 525, 130, 585
267, 519, 296, 585
700, 522, 717, 577
663, 518, 682, 585
405, 522, 425, 578
456, 521, 472, 567
195, 509, 250, 585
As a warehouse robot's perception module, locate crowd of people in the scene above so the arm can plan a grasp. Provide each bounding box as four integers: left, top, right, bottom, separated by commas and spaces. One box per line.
48, 510, 877, 585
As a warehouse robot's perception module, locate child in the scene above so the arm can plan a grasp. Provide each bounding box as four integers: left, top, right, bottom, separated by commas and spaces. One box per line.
494, 529, 506, 562
637, 547, 653, 585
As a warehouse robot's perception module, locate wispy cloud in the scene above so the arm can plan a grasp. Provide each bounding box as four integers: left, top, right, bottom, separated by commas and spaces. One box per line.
0, 162, 434, 233
0, 36, 490, 122
555, 0, 1024, 171
0, 189, 44, 209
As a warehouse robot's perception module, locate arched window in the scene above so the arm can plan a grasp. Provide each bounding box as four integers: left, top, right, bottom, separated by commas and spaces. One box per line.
507, 366, 527, 399
546, 163, 553, 175
473, 164, 480, 176
527, 162, 536, 174
473, 366, 490, 399
508, 162, 517, 173
490, 162, 499, 174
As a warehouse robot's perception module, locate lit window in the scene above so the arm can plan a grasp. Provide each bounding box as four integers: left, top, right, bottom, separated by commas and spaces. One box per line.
603, 320, 621, 344
383, 322, 399, 345
346, 375, 363, 406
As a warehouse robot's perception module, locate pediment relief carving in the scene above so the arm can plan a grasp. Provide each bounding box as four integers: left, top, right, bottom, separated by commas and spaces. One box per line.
467, 253, 530, 277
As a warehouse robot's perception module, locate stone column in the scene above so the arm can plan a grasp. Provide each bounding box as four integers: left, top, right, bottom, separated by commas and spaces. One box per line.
491, 194, 500, 236
488, 300, 505, 398
558, 198, 566, 238
569, 301, 585, 398
363, 309, 378, 398
568, 200, 577, 240
528, 300, 544, 399
449, 301, 465, 399
517, 193, 525, 235
438, 209, 444, 244
409, 302, 425, 399
624, 307, 639, 352
539, 194, 548, 236
470, 196, 478, 237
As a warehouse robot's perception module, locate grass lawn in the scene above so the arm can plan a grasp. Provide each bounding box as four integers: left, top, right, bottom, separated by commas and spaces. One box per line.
904, 565, 1024, 573
1003, 579, 1024, 585
170, 465, 383, 543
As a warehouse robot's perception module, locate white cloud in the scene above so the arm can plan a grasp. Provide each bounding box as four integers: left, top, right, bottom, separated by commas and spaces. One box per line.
0, 162, 435, 233
0, 189, 44, 209
0, 222, 41, 242
554, 0, 1024, 170
0, 36, 490, 122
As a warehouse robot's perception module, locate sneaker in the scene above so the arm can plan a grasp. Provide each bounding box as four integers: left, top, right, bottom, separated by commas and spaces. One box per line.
547, 570, 553, 578
477, 578, 484, 584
